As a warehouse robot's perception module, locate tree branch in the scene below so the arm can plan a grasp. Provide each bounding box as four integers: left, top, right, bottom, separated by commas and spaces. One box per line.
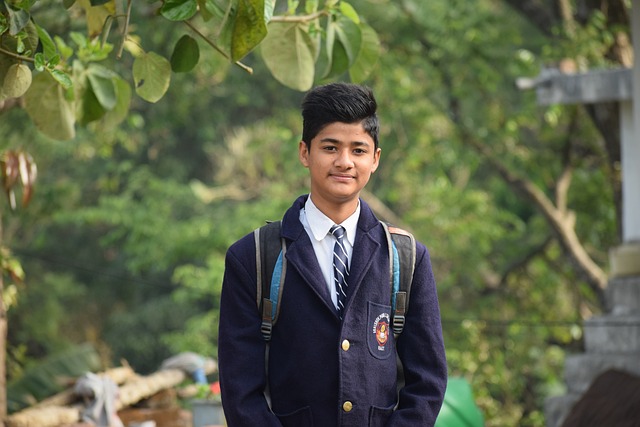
463, 131, 607, 306
269, 11, 328, 23
0, 47, 34, 63
183, 20, 253, 75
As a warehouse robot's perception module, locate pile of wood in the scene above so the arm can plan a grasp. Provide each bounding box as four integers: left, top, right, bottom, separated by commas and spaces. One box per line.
6, 363, 212, 427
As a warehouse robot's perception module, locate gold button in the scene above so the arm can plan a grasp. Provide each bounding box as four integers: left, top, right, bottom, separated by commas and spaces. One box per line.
341, 339, 350, 351
343, 401, 353, 412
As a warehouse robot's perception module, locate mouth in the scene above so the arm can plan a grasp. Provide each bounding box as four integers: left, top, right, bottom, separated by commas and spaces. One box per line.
330, 173, 354, 181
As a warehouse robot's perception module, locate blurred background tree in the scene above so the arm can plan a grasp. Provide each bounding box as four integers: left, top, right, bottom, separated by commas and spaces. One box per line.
0, 0, 630, 426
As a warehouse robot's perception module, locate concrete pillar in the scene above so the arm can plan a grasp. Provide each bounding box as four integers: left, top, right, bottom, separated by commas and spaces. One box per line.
544, 4, 640, 426
609, 1, 640, 277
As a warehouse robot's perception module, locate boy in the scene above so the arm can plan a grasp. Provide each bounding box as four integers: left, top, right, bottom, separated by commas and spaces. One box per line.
218, 83, 447, 426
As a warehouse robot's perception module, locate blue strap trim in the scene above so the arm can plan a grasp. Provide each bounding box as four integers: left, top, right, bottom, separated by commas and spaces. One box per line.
391, 240, 400, 309
270, 251, 284, 320
192, 367, 207, 384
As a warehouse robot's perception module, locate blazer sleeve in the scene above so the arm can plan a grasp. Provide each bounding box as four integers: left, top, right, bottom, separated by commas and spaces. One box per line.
218, 239, 283, 427
387, 243, 448, 426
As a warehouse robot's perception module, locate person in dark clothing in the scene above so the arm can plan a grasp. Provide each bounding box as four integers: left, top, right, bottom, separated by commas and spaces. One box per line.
218, 82, 447, 426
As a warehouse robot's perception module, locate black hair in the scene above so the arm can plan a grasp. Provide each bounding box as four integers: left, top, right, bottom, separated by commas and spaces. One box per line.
301, 82, 379, 149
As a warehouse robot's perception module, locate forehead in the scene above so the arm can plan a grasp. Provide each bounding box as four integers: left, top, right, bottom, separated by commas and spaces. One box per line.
314, 122, 373, 145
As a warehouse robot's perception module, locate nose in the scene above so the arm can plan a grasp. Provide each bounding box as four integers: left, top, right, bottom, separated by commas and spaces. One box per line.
334, 149, 354, 169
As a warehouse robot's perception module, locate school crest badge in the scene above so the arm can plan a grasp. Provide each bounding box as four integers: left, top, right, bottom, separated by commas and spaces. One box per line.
373, 313, 390, 351
368, 302, 393, 359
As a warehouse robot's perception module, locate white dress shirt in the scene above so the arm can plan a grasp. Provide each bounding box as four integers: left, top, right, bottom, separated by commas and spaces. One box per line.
299, 195, 359, 309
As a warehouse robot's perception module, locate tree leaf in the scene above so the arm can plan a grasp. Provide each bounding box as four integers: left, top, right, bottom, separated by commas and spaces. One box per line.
160, 0, 198, 21
263, 0, 274, 22
24, 72, 76, 141
1, 151, 20, 192
76, 0, 115, 39
349, 22, 379, 83
197, 0, 230, 23
23, 19, 40, 54
5, 2, 30, 35
339, 1, 359, 24
260, 22, 316, 91
49, 69, 73, 88
318, 16, 361, 80
133, 51, 171, 103
2, 63, 32, 98
78, 84, 106, 125
86, 63, 117, 109
95, 76, 131, 131
35, 23, 57, 59
231, 0, 267, 61
171, 35, 200, 73
18, 151, 37, 208
333, 15, 361, 66
323, 37, 349, 80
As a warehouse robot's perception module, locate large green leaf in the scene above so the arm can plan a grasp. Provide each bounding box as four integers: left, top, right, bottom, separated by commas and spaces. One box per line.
5, 1, 30, 35
160, 0, 198, 21
35, 23, 57, 59
348, 22, 380, 83
171, 35, 200, 73
2, 63, 32, 98
24, 71, 75, 141
339, 1, 359, 24
197, 0, 231, 23
133, 51, 171, 103
263, 0, 274, 22
78, 83, 106, 125
260, 22, 316, 91
319, 19, 353, 80
333, 16, 361, 66
231, 0, 267, 61
95, 76, 131, 131
87, 63, 117, 110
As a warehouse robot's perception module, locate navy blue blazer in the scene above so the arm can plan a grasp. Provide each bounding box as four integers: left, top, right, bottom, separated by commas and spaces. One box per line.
218, 195, 447, 426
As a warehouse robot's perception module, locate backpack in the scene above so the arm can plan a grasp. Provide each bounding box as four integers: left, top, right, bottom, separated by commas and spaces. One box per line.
254, 220, 417, 341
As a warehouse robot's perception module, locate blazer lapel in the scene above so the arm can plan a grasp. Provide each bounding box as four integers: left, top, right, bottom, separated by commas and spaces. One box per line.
285, 235, 337, 314
279, 194, 384, 316
344, 227, 381, 309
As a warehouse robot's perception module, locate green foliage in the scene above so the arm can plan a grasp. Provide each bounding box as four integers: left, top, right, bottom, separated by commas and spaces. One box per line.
0, 0, 380, 140
171, 35, 200, 72
103, 296, 194, 373
0, 1, 626, 426
133, 51, 172, 103
260, 22, 317, 90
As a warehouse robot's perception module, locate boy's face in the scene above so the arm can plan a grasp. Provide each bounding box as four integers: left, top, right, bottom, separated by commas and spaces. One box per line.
299, 121, 381, 214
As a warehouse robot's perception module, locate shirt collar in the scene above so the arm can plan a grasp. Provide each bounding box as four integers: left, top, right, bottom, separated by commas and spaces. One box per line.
305, 195, 359, 246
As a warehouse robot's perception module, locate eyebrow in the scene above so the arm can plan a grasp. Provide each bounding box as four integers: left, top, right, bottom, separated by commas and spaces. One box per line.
319, 138, 371, 147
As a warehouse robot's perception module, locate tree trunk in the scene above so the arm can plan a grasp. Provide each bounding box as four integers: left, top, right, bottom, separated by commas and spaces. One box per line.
0, 211, 7, 425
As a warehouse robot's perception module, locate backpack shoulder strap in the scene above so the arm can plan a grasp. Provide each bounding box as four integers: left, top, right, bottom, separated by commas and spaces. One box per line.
254, 220, 287, 341
380, 222, 417, 335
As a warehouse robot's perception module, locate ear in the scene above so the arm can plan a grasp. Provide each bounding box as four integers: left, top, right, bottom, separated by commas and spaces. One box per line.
299, 141, 310, 167
371, 148, 381, 173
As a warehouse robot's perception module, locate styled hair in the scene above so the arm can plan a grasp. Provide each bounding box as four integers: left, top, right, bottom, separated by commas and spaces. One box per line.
301, 82, 379, 149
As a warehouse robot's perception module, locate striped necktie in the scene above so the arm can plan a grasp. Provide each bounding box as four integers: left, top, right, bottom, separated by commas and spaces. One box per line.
330, 224, 349, 318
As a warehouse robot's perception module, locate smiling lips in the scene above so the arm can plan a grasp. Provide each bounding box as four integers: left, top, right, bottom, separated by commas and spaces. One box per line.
331, 173, 354, 181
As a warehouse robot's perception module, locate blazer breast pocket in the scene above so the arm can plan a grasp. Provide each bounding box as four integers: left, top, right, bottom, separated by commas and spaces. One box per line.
367, 301, 394, 360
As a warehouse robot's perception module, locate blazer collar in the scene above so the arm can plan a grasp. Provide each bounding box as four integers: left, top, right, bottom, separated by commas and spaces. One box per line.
281, 194, 383, 316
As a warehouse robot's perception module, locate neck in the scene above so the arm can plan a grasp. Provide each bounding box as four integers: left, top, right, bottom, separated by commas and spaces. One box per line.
309, 194, 359, 224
